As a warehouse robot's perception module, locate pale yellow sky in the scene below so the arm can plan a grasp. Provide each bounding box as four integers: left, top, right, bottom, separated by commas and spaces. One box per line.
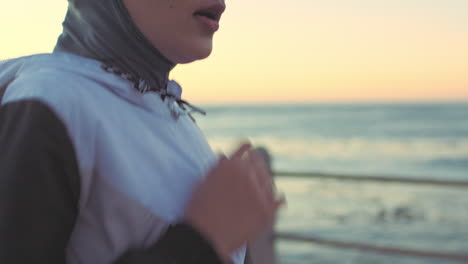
1, 0, 467, 103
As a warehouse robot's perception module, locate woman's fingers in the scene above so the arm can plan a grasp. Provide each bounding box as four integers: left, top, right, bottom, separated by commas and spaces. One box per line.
275, 193, 286, 208
185, 143, 286, 260
247, 149, 274, 201
230, 142, 252, 160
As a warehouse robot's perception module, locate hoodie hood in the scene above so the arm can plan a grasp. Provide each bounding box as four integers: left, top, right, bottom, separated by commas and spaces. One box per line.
0, 57, 27, 102
54, 0, 175, 92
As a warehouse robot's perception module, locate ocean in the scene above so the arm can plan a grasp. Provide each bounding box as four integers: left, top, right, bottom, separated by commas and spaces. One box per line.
196, 102, 468, 264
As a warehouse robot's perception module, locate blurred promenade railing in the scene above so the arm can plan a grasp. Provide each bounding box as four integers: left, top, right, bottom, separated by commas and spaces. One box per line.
274, 171, 468, 188
248, 148, 468, 264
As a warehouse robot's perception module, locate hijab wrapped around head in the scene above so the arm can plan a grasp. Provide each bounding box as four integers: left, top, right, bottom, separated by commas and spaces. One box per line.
55, 0, 175, 92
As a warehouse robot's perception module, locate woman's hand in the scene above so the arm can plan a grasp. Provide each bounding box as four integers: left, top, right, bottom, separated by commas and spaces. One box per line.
184, 143, 284, 262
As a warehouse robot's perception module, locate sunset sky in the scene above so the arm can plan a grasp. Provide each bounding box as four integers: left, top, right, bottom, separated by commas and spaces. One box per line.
1, 0, 467, 103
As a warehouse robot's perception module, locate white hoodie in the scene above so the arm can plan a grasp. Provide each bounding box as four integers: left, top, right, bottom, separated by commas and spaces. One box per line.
0, 52, 246, 264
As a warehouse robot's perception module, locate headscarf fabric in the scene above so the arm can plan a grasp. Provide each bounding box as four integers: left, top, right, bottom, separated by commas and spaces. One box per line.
55, 0, 175, 92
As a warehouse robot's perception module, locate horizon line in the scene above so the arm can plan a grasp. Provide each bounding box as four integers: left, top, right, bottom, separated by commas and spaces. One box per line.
194, 99, 468, 106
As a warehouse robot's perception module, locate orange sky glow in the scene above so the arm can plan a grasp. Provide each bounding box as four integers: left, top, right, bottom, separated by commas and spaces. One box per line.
1, 0, 467, 103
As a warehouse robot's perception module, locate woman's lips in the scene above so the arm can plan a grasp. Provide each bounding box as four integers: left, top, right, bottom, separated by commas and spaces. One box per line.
193, 3, 225, 33
194, 15, 220, 32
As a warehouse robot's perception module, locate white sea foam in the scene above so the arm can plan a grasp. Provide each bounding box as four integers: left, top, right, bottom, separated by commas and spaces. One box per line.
207, 136, 468, 161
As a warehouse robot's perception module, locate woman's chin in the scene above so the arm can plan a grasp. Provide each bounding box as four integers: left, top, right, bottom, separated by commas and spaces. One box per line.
172, 40, 214, 64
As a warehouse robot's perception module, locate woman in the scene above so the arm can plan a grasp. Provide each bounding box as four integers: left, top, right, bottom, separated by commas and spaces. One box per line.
0, 0, 283, 263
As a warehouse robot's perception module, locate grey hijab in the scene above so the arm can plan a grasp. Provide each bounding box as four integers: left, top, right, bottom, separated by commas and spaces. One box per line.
54, 0, 175, 93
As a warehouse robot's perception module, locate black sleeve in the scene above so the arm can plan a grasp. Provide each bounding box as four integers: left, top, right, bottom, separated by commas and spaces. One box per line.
115, 223, 224, 264
0, 100, 81, 263
0, 100, 223, 264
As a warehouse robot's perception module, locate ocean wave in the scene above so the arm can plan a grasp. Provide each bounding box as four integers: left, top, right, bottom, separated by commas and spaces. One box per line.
206, 136, 468, 161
